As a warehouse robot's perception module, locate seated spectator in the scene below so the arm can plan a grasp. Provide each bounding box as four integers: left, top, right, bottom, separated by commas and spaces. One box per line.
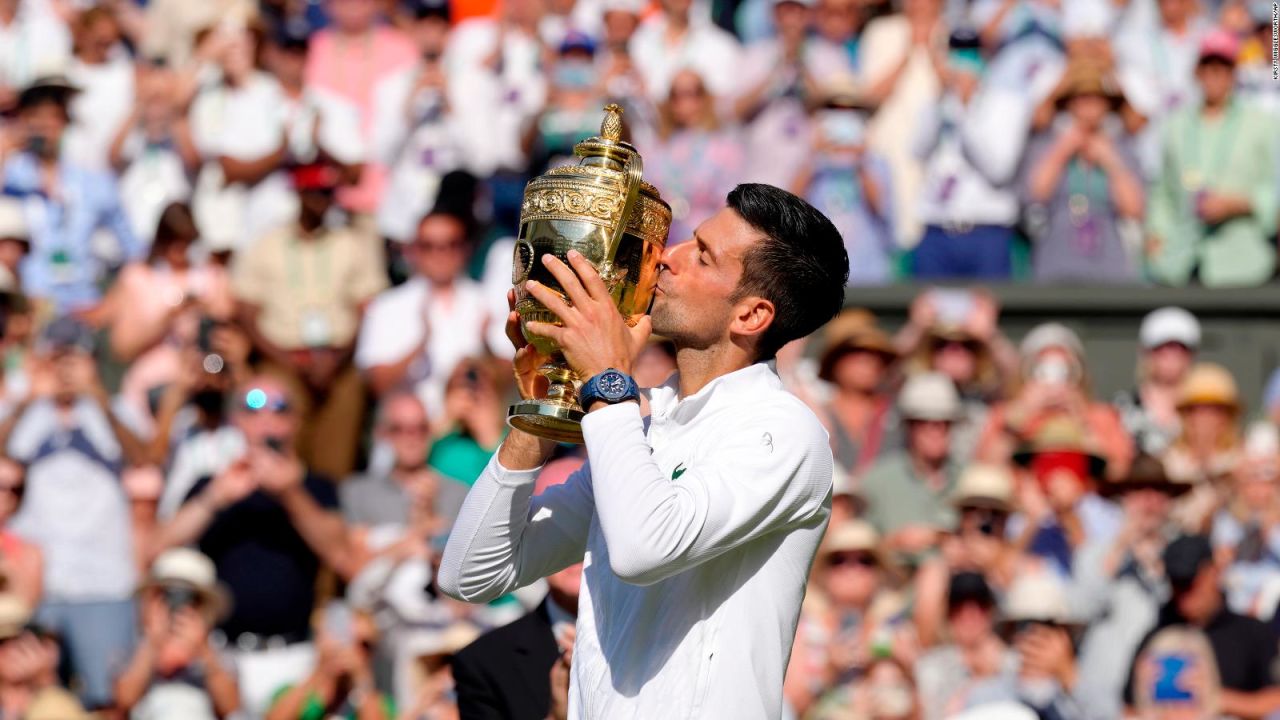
1210, 422, 1280, 618
2, 317, 146, 711
1165, 362, 1243, 531
114, 548, 240, 719
913, 38, 1020, 281
914, 571, 1016, 720
860, 372, 962, 558
266, 601, 395, 720
232, 157, 387, 479
1074, 454, 1193, 720
153, 374, 353, 716
0, 593, 86, 720
1008, 417, 1122, 577
1125, 534, 1280, 718
1114, 307, 1201, 457
1146, 29, 1279, 287
794, 75, 895, 285
0, 456, 38, 609
1024, 58, 1146, 284
808, 309, 900, 476
356, 210, 506, 419
643, 69, 746, 246
3, 72, 141, 316
977, 322, 1134, 480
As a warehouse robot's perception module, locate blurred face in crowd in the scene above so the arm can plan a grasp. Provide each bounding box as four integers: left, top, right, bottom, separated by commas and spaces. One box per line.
667, 70, 710, 129
1180, 402, 1235, 449
1067, 92, 1110, 133
553, 47, 598, 93
1120, 488, 1172, 537
21, 100, 68, 158
0, 236, 28, 275
329, 0, 380, 33
633, 341, 677, 388
1237, 462, 1278, 511
547, 563, 583, 614
266, 42, 307, 89
602, 10, 640, 49
862, 660, 916, 720
505, 0, 546, 28
948, 600, 994, 647
815, 0, 859, 42
906, 419, 951, 465
903, 0, 940, 24
932, 339, 979, 387
298, 187, 336, 231
1157, 0, 1195, 27
1196, 60, 1235, 106
822, 549, 881, 608
377, 393, 431, 471
774, 1, 812, 44
234, 377, 298, 449
411, 14, 450, 57
831, 349, 887, 394
219, 29, 257, 84
1146, 342, 1194, 386
76, 11, 119, 64
661, 0, 694, 22
0, 458, 24, 526
410, 214, 469, 285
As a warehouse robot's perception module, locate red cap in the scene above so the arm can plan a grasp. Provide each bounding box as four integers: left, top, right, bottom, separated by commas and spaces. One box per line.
1198, 28, 1241, 64
290, 163, 342, 192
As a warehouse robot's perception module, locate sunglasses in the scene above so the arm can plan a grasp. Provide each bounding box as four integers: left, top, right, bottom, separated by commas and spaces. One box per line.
243, 389, 291, 414
826, 551, 877, 568
386, 422, 430, 435
413, 239, 466, 254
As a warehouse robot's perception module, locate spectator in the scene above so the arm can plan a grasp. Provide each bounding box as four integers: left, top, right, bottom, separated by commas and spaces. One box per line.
1000, 572, 1088, 718
427, 358, 507, 488
977, 322, 1134, 480
231, 157, 387, 479
810, 657, 920, 720
0, 0, 71, 114
304, 0, 418, 217
595, 0, 650, 110
355, 210, 505, 418
138, 0, 257, 70
341, 390, 467, 532
912, 39, 1021, 280
371, 0, 466, 244
3, 72, 141, 316
1210, 422, 1280, 618
810, 0, 864, 73
114, 548, 240, 719
0, 196, 29, 296
523, 31, 607, 175
914, 571, 1015, 720
105, 202, 236, 424
810, 309, 900, 476
266, 601, 395, 720
64, 7, 134, 173
0, 456, 38, 609
396, 623, 479, 720
1125, 534, 1280, 718
153, 374, 353, 716
860, 371, 962, 556
1129, 625, 1223, 720
1114, 306, 1202, 457
629, 0, 742, 102
0, 593, 86, 719
794, 74, 895, 285
643, 68, 745, 246
1074, 453, 1193, 720
1146, 28, 1279, 287
1008, 417, 1122, 576
1024, 58, 1146, 283
3, 317, 146, 711
1164, 363, 1243, 530
452, 561, 582, 720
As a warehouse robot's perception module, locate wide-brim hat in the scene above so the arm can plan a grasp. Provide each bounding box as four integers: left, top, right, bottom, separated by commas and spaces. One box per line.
403, 622, 482, 660
997, 572, 1084, 635
1099, 453, 1194, 499
0, 593, 32, 641
818, 520, 904, 581
1176, 362, 1240, 412
951, 463, 1016, 513
137, 548, 232, 621
1052, 58, 1127, 111
17, 74, 80, 110
820, 72, 877, 110
898, 371, 964, 422
818, 309, 897, 382
1012, 416, 1107, 479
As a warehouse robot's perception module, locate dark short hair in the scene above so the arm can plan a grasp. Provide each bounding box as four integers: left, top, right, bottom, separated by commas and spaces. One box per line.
727, 184, 849, 360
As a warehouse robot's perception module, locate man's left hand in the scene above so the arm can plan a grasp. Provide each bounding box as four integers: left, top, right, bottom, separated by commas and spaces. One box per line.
524, 250, 651, 382
248, 445, 305, 495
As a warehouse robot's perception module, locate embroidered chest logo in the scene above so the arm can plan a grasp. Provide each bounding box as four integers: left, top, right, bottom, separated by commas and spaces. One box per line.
671, 462, 687, 480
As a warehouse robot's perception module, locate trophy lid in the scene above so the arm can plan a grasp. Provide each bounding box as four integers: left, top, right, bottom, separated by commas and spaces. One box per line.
575, 104, 637, 170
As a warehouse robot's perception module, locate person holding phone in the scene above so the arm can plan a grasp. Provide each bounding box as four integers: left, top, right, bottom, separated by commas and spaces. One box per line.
114, 548, 240, 720
152, 375, 354, 717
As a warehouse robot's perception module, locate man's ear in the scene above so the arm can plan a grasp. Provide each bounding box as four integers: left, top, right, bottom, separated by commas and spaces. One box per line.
731, 295, 775, 343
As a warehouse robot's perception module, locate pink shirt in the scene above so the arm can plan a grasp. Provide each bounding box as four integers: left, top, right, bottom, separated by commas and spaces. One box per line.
305, 26, 418, 213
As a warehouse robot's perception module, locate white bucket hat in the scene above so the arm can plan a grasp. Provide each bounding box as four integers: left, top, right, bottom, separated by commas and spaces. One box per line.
139, 548, 232, 620
898, 372, 962, 422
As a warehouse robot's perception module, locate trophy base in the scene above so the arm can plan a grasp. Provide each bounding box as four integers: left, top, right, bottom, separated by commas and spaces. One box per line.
507, 401, 586, 445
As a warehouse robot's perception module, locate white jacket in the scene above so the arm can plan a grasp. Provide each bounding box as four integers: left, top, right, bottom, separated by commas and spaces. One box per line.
439, 362, 833, 719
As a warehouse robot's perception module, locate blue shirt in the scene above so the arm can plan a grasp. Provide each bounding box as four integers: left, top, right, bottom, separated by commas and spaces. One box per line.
3, 152, 141, 311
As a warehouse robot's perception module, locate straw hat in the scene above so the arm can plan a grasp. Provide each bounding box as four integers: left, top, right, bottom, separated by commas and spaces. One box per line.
1176, 362, 1240, 412
1020, 322, 1085, 363
24, 688, 92, 720
1099, 453, 1194, 498
818, 309, 897, 382
951, 464, 1016, 513
1012, 416, 1107, 479
898, 372, 962, 422
818, 520, 901, 580
998, 571, 1081, 629
1052, 57, 1127, 110
138, 548, 232, 621
0, 593, 32, 641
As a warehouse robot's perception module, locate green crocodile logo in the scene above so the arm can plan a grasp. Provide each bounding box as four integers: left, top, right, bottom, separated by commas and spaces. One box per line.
672, 463, 687, 480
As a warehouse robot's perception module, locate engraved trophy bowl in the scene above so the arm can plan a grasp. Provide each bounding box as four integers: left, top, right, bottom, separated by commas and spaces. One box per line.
509, 104, 672, 444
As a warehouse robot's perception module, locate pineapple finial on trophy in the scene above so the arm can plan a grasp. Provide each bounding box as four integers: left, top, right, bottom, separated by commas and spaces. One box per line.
601, 103, 624, 143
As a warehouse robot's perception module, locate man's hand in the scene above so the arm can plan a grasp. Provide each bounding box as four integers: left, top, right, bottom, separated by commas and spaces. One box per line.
1196, 191, 1252, 225
524, 250, 651, 381
506, 289, 551, 401
248, 445, 305, 496
206, 461, 257, 509
547, 626, 575, 720
1016, 625, 1077, 689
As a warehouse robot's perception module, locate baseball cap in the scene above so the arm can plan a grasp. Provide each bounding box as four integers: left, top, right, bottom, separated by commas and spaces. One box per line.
1139, 307, 1201, 350
405, 0, 450, 21
1198, 28, 1241, 65
559, 30, 597, 55
948, 571, 996, 610
1163, 534, 1214, 590
290, 161, 343, 192
0, 197, 28, 242
38, 316, 95, 354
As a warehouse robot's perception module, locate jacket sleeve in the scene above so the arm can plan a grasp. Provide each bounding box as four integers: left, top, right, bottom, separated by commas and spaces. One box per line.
582, 402, 832, 586
438, 455, 594, 603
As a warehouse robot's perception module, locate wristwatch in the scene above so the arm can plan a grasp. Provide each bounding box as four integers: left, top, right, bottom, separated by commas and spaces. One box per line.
579, 368, 640, 410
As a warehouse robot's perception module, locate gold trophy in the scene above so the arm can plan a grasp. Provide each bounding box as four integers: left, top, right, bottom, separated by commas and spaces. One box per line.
509, 104, 672, 444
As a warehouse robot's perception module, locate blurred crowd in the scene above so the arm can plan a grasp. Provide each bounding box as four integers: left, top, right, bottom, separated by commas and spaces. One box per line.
0, 0, 1276, 719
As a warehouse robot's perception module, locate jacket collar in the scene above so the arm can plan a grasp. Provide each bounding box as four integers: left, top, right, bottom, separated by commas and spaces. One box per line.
647, 360, 781, 427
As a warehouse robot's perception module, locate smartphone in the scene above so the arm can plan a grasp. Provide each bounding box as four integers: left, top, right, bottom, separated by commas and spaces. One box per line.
1152, 653, 1194, 702
1031, 357, 1074, 386
931, 288, 975, 326
322, 601, 354, 646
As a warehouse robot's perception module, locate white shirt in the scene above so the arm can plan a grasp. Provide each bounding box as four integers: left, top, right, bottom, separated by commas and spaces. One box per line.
354, 276, 507, 419
914, 91, 1025, 227
630, 15, 742, 100
65, 56, 135, 172
0, 7, 70, 91
439, 362, 833, 719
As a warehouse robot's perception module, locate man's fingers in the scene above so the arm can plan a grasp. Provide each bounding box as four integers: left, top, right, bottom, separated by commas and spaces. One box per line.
506, 310, 526, 350
566, 249, 610, 300
525, 321, 566, 346
526, 280, 578, 325
628, 314, 653, 348
540, 254, 592, 309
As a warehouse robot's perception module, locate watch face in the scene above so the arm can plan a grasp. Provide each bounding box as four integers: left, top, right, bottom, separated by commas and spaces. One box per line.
599, 371, 628, 400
